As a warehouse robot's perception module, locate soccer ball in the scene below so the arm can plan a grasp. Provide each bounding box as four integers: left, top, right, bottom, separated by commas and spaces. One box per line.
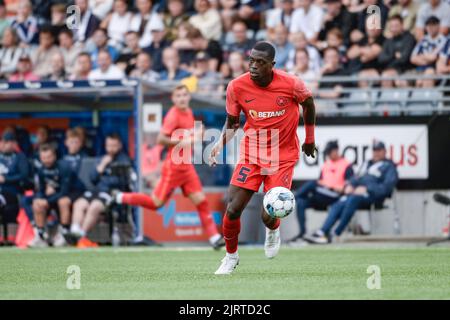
263, 187, 296, 218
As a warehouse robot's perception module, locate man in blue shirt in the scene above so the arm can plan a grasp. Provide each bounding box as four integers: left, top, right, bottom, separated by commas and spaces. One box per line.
63, 128, 87, 203
0, 132, 29, 226
159, 47, 191, 80
305, 141, 399, 244
28, 143, 73, 247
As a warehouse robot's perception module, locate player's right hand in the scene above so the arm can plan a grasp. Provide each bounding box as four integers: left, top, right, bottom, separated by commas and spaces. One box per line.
302, 143, 318, 158
208, 143, 221, 167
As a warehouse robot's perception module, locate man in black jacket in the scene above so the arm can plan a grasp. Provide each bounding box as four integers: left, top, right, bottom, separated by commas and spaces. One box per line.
378, 14, 416, 72
29, 143, 73, 247
70, 133, 133, 248
0, 132, 29, 228
319, 0, 356, 46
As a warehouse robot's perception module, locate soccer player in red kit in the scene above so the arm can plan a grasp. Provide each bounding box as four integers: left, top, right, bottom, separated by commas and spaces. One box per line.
114, 85, 224, 249
209, 42, 317, 274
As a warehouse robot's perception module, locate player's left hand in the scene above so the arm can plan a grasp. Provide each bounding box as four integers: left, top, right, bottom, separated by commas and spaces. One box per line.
302, 143, 318, 158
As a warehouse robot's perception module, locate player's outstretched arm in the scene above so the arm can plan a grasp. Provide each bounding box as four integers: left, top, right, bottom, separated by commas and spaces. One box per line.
208, 113, 240, 166
157, 132, 184, 147
300, 96, 318, 158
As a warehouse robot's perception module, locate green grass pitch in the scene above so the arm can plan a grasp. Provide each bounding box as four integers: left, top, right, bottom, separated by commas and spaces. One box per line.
1, 246, 449, 299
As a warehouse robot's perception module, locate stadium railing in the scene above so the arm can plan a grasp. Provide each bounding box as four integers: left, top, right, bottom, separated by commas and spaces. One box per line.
150, 74, 450, 117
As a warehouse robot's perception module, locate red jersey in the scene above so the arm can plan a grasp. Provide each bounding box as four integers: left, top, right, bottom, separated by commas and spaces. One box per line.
226, 69, 312, 167
161, 106, 195, 171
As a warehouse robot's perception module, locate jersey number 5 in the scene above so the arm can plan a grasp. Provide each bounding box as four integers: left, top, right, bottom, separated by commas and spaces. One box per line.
236, 166, 251, 183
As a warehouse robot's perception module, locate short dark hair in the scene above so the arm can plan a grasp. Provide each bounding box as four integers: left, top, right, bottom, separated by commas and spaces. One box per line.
425, 15, 440, 26
39, 142, 57, 154
59, 28, 74, 38
77, 51, 91, 60
252, 41, 276, 61
106, 133, 122, 142
389, 14, 403, 24
39, 25, 54, 36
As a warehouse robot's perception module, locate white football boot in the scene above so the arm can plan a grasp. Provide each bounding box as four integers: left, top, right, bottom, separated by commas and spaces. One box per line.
264, 227, 281, 259
28, 230, 49, 248
52, 228, 67, 247
214, 253, 239, 275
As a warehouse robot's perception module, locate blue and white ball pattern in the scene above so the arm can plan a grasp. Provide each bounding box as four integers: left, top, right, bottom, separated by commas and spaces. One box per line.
263, 187, 296, 218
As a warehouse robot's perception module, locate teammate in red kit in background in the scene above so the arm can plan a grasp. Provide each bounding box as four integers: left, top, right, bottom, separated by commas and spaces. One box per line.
114, 85, 225, 249
209, 42, 317, 274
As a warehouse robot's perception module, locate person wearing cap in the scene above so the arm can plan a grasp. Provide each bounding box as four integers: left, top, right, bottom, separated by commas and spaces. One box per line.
289, 140, 353, 244
411, 16, 447, 73
305, 140, 398, 244
8, 53, 40, 81
415, 0, 450, 41
0, 131, 29, 232
189, 50, 221, 94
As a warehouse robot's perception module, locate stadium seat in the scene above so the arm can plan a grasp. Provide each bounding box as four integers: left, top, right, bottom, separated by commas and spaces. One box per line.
342, 90, 373, 116
374, 90, 409, 116
406, 90, 443, 115
354, 189, 400, 235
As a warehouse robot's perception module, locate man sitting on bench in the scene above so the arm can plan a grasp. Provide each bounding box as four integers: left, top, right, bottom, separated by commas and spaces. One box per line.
305, 140, 398, 244
0, 132, 29, 244
289, 140, 353, 244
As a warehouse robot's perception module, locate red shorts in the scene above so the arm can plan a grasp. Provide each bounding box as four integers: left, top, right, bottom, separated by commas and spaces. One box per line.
153, 163, 203, 201
230, 161, 296, 193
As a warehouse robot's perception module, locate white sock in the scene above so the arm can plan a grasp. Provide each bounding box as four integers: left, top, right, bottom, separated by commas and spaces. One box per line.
116, 192, 123, 204
70, 224, 81, 234
209, 234, 221, 245
226, 251, 238, 259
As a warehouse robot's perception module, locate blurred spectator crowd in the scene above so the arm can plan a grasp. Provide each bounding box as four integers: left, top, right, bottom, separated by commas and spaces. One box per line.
0, 125, 136, 247
0, 0, 449, 95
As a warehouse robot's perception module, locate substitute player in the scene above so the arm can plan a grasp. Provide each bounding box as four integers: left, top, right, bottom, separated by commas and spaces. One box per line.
114, 85, 224, 249
209, 42, 317, 274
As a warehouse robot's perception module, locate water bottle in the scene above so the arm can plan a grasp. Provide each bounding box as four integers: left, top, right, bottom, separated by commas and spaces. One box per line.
112, 226, 120, 247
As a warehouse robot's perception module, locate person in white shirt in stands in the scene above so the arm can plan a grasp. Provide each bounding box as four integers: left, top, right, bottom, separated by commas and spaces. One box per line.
89, 0, 114, 20
286, 31, 321, 73
0, 28, 24, 79
100, 0, 132, 49
130, 0, 164, 48
88, 49, 125, 80
289, 0, 324, 42
189, 0, 222, 41
265, 0, 295, 40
